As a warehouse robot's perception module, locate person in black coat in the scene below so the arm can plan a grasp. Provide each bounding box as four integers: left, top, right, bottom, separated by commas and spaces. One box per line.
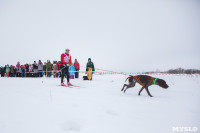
0, 67, 2, 77
21, 66, 25, 78
25, 64, 29, 77
13, 66, 17, 77
9, 65, 12, 77
1, 66, 6, 77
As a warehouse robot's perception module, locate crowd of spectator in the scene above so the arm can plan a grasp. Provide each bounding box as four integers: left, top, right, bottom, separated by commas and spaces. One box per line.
0, 58, 97, 80
0, 59, 80, 78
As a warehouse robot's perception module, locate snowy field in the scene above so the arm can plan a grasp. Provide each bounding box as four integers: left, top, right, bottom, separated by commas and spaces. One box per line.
0, 74, 199, 133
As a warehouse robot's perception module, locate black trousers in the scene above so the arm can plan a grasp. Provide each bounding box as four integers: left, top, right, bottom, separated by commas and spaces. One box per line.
38, 70, 43, 77
33, 73, 38, 77
1, 73, 5, 77
83, 76, 92, 80
75, 69, 79, 78
16, 72, 21, 77
26, 72, 29, 77
61, 65, 69, 83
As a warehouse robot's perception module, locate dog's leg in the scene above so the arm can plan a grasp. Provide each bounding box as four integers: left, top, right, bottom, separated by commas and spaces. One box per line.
124, 85, 130, 93
138, 86, 145, 96
124, 86, 129, 93
144, 87, 153, 97
121, 84, 128, 91
124, 81, 136, 93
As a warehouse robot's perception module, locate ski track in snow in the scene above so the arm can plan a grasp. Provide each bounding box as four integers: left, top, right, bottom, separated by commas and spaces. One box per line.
0, 74, 200, 133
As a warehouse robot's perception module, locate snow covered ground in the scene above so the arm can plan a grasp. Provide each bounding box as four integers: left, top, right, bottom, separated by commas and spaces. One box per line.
0, 74, 199, 133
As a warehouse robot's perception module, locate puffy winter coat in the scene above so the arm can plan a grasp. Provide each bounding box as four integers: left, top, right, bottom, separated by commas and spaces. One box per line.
46, 62, 52, 71
22, 67, 25, 73
6, 67, 10, 73
16, 67, 21, 73
11, 67, 14, 73
69, 65, 75, 75
38, 63, 43, 71
13, 68, 16, 73
43, 65, 46, 71
29, 66, 32, 72
26, 65, 29, 72
86, 62, 95, 72
74, 62, 80, 70
1, 67, 5, 74
52, 64, 58, 72
33, 63, 38, 69
56, 63, 60, 70
85, 68, 92, 80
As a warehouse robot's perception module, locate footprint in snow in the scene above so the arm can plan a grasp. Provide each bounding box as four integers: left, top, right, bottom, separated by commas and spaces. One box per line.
106, 110, 118, 116
61, 120, 82, 132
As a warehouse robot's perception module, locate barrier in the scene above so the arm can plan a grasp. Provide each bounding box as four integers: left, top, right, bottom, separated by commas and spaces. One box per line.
5, 65, 200, 77
22, 70, 200, 76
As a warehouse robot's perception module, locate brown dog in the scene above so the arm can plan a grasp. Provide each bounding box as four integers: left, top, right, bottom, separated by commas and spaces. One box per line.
121, 75, 169, 97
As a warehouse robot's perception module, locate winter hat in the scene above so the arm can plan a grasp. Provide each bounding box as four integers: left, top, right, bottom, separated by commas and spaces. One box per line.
65, 48, 70, 51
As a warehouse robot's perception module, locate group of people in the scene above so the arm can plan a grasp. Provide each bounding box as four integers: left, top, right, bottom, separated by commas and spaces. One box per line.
0, 60, 81, 78
0, 48, 95, 86
60, 49, 95, 86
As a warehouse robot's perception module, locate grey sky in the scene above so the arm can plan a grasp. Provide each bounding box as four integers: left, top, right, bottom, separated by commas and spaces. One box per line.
0, 0, 199, 73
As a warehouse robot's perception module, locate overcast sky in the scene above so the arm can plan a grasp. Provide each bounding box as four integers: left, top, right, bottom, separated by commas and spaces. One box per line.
0, 0, 199, 73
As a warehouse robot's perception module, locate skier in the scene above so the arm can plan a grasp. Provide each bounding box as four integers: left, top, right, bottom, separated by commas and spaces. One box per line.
60, 48, 72, 86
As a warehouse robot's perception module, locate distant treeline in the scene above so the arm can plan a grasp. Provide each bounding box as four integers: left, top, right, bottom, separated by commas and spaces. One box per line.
145, 68, 200, 74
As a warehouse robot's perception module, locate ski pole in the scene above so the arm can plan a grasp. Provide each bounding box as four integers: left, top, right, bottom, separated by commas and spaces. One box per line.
52, 64, 68, 77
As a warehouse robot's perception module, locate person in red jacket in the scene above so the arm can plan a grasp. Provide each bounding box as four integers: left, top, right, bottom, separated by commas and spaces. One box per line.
56, 61, 61, 78
60, 48, 72, 86
74, 59, 80, 78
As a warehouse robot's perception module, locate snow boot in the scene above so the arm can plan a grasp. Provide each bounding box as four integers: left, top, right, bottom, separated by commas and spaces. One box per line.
61, 82, 66, 86
67, 82, 72, 86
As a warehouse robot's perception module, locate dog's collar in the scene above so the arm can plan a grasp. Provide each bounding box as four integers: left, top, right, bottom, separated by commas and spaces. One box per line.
154, 78, 158, 84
